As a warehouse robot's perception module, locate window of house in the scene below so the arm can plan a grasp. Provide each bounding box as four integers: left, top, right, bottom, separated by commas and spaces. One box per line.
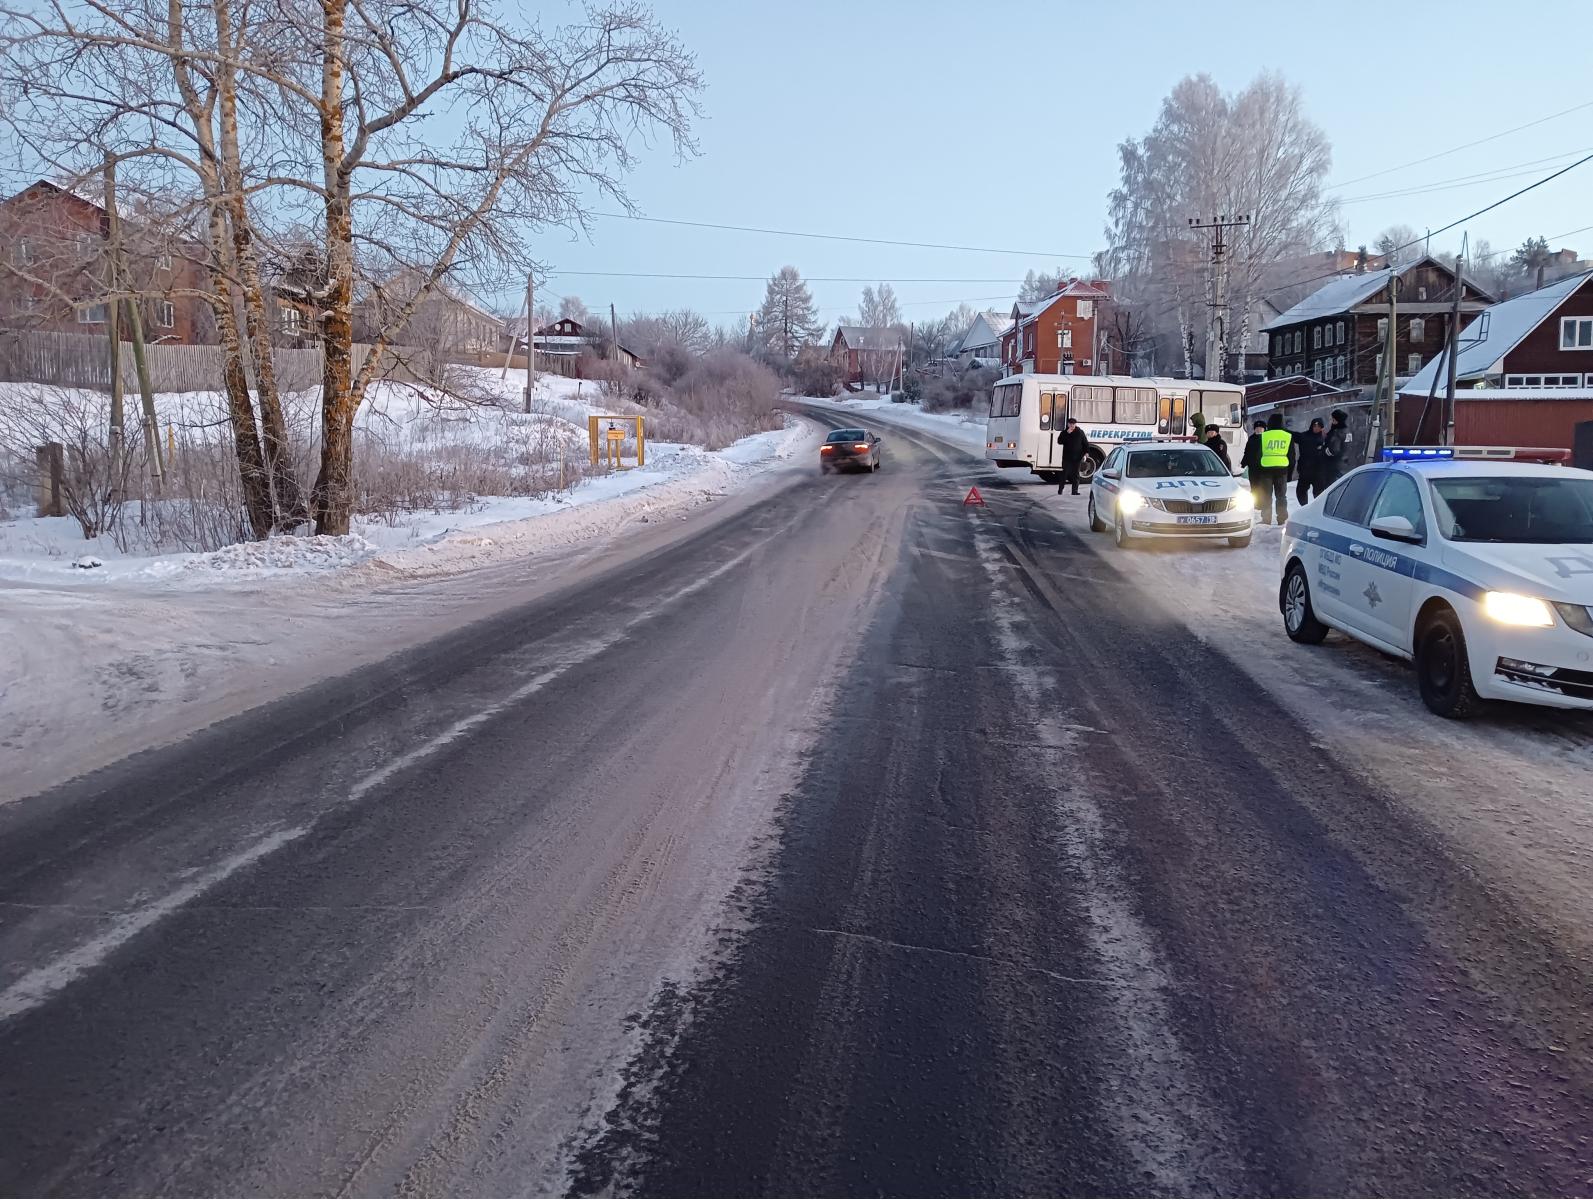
1337, 321, 1346, 345
76, 302, 108, 324
156, 301, 175, 328
1375, 352, 1384, 377
1504, 373, 1584, 388
1335, 354, 1346, 380
1312, 326, 1321, 349
75, 233, 95, 257
157, 252, 173, 271
1294, 330, 1303, 353
1409, 318, 1425, 342
1408, 353, 1422, 374
1560, 316, 1593, 349
280, 304, 302, 330
1377, 317, 1388, 341
1417, 286, 1428, 301
14, 238, 34, 266
1273, 334, 1283, 357
13, 295, 39, 316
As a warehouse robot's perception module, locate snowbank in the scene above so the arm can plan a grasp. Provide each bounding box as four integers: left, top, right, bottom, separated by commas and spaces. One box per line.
0, 367, 813, 588
800, 393, 987, 454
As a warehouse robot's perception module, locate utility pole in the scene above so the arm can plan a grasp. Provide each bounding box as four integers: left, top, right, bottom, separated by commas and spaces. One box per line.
1380, 269, 1401, 456
610, 301, 619, 360
523, 271, 534, 413
1188, 214, 1250, 382
103, 156, 124, 501
1444, 238, 1466, 446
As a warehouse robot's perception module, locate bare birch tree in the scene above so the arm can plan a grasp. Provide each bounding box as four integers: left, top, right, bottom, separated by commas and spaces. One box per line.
1103, 72, 1337, 380
1, 0, 701, 537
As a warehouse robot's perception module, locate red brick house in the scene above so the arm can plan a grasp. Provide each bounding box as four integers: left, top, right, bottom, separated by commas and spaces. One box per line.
0, 179, 213, 344
1000, 279, 1115, 376
1397, 269, 1593, 449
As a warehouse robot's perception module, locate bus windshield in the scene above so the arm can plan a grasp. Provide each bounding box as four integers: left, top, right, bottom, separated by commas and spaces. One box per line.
1124, 447, 1230, 479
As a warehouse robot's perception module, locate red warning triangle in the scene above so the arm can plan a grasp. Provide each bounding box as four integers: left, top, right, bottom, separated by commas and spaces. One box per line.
963, 485, 986, 506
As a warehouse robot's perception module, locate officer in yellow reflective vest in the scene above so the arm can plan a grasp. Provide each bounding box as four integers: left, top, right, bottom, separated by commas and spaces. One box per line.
1258, 414, 1297, 525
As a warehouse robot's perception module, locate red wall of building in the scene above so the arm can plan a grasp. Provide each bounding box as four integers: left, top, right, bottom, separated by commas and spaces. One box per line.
1456, 398, 1593, 450
1502, 277, 1593, 375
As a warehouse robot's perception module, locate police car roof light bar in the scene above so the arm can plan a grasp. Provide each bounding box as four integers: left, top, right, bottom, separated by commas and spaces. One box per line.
1381, 445, 1572, 464
1382, 446, 1454, 460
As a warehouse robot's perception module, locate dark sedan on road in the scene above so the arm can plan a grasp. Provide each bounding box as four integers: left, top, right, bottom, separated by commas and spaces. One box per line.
820, 428, 882, 474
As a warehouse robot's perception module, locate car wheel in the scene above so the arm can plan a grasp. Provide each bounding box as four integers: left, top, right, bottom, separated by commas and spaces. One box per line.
820, 464, 830, 475
1228, 533, 1252, 548
1281, 561, 1329, 644
1113, 507, 1131, 548
1416, 608, 1482, 719
1088, 494, 1107, 533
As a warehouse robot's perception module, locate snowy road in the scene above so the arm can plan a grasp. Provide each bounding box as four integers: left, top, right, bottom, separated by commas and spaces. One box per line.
3, 411, 1593, 1195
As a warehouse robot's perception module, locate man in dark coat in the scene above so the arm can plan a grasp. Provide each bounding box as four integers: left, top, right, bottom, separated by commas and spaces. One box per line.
1203, 423, 1231, 470
1057, 417, 1090, 496
1322, 409, 1352, 484
1239, 419, 1267, 511
1295, 417, 1327, 505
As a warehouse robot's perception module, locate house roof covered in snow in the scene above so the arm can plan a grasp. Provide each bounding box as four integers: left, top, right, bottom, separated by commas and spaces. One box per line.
1262, 270, 1395, 330
833, 325, 900, 350
1401, 270, 1593, 394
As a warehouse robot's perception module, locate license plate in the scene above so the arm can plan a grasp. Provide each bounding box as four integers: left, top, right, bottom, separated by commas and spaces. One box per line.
1176, 515, 1219, 525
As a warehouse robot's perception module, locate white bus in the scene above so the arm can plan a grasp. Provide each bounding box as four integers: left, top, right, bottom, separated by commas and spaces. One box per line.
984, 374, 1246, 483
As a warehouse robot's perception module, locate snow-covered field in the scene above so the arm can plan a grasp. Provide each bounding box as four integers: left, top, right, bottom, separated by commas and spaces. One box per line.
0, 371, 809, 586
0, 373, 817, 800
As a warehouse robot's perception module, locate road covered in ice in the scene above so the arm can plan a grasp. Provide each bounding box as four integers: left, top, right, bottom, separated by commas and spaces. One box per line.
2, 401, 1592, 1196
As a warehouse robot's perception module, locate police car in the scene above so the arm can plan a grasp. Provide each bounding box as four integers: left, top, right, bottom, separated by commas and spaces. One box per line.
1279, 448, 1593, 718
1088, 441, 1256, 548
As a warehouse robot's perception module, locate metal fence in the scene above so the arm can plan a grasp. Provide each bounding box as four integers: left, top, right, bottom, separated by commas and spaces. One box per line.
0, 330, 422, 393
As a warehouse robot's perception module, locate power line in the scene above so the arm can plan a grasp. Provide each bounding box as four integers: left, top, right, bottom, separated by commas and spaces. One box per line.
1264, 150, 1593, 300
548, 270, 1028, 283
593, 212, 1095, 260
1328, 99, 1593, 189
1336, 145, 1593, 204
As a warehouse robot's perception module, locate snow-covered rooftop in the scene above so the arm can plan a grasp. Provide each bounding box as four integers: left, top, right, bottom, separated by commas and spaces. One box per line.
1263, 270, 1393, 330
1401, 270, 1593, 394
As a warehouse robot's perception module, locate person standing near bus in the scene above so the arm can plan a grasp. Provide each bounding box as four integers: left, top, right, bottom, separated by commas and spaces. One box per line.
1322, 408, 1352, 483
1203, 423, 1231, 470
1295, 417, 1327, 505
1056, 417, 1090, 496
1240, 419, 1267, 511
1259, 414, 1296, 524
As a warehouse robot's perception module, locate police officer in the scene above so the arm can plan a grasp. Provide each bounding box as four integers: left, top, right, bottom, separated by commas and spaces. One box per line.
1322, 408, 1352, 484
1259, 414, 1296, 525
1203, 423, 1231, 469
1056, 417, 1090, 496
1295, 417, 1326, 505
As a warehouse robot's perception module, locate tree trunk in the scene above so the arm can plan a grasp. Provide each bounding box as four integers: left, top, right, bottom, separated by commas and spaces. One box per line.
215, 0, 306, 529
311, 0, 357, 536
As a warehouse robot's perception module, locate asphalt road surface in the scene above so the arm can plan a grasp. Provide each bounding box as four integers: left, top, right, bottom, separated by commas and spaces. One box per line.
4, 410, 1593, 1197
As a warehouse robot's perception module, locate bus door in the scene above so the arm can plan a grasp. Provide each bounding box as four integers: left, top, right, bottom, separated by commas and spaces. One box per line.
1039, 388, 1065, 466
1157, 394, 1188, 436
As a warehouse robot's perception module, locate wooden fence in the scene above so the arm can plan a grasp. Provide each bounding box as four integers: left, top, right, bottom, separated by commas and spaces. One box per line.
0, 330, 423, 393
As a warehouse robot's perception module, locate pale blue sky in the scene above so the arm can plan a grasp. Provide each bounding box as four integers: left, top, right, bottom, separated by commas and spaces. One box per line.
535, 0, 1593, 329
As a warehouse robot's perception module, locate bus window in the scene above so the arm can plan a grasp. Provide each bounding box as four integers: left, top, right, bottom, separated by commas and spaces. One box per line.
991, 382, 1022, 418
1116, 387, 1155, 425
1039, 390, 1058, 429
1070, 385, 1112, 423
1171, 395, 1187, 435
1157, 395, 1171, 433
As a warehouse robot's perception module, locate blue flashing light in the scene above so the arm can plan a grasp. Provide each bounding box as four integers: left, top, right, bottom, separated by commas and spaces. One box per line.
1382, 446, 1455, 461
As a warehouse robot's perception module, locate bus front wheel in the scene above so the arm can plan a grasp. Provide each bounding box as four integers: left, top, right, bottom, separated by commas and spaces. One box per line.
1077, 454, 1101, 482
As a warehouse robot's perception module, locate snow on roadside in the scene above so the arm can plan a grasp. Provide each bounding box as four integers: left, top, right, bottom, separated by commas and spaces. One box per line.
798, 393, 987, 454
1042, 484, 1593, 950
0, 410, 815, 588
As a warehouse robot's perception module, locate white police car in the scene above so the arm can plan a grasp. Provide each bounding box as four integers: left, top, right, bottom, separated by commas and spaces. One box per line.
1279, 451, 1593, 717
1087, 441, 1255, 548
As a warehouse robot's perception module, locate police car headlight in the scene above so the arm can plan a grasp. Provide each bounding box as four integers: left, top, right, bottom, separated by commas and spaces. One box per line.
1118, 490, 1145, 514
1231, 490, 1255, 512
1482, 591, 1555, 628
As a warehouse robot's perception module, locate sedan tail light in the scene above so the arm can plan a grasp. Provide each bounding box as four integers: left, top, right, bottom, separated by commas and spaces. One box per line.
821, 445, 835, 453
854, 443, 869, 451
